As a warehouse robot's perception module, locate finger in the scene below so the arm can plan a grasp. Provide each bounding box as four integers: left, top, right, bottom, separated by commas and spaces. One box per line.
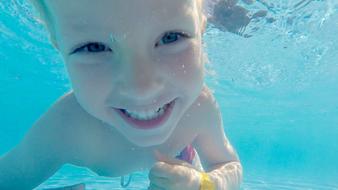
150, 161, 186, 183
151, 160, 191, 179
151, 160, 196, 181
155, 150, 185, 165
149, 172, 171, 187
150, 161, 172, 178
154, 150, 195, 169
149, 170, 167, 181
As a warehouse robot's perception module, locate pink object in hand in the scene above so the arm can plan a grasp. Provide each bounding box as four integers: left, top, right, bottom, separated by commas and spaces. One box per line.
176, 144, 196, 164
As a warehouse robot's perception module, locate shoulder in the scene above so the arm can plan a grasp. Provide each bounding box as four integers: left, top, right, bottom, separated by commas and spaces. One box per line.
26, 91, 97, 164
0, 92, 93, 187
50, 91, 86, 119
46, 92, 121, 169
195, 85, 220, 119
44, 91, 97, 130
199, 85, 217, 105
30, 91, 84, 142
25, 92, 81, 152
44, 92, 106, 162
188, 85, 221, 133
198, 85, 223, 134
1, 92, 81, 170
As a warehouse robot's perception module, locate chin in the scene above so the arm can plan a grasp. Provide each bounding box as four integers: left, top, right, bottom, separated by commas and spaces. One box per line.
124, 115, 181, 147
127, 132, 171, 147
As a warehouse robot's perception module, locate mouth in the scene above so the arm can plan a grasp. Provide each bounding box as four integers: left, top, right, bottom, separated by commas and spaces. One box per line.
114, 98, 176, 130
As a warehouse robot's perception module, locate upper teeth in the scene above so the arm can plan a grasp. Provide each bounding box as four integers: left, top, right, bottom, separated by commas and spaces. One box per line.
122, 103, 170, 120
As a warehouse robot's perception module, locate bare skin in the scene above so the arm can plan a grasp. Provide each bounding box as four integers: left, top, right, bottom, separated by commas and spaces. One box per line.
0, 0, 242, 189
0, 86, 237, 189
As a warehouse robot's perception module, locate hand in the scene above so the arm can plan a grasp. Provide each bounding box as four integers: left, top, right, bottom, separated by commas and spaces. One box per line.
148, 150, 201, 190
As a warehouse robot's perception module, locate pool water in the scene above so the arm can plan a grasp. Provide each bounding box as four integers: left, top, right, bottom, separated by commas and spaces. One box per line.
1, 0, 338, 189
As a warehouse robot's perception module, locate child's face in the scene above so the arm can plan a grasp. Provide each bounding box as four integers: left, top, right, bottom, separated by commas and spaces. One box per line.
46, 0, 205, 147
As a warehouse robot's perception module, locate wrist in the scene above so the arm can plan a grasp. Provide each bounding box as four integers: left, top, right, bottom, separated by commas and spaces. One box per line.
199, 172, 216, 190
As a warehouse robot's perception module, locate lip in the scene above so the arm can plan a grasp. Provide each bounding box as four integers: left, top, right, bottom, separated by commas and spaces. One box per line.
113, 98, 176, 130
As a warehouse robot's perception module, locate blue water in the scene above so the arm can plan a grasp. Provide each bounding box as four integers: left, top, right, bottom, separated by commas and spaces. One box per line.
1, 0, 338, 189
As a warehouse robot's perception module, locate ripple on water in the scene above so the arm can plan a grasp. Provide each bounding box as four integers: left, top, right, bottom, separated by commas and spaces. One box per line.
36, 167, 338, 190
242, 178, 338, 190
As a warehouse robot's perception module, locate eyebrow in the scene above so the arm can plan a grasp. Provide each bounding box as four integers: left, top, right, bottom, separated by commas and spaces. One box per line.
65, 11, 197, 43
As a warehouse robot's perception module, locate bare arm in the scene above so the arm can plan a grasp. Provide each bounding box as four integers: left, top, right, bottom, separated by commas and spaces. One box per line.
0, 94, 75, 190
193, 90, 243, 190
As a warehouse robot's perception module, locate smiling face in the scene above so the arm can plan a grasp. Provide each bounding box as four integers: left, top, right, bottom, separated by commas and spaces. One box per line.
44, 0, 206, 147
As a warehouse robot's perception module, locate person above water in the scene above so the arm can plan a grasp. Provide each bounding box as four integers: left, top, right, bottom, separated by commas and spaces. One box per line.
0, 0, 243, 189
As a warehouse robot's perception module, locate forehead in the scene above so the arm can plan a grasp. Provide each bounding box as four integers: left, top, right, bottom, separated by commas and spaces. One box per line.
46, 0, 198, 33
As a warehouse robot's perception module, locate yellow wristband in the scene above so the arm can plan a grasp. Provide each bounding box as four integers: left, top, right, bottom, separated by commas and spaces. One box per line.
199, 172, 216, 190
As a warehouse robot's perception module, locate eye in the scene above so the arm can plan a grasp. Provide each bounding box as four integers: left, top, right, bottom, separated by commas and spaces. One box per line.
72, 42, 112, 54
156, 32, 190, 47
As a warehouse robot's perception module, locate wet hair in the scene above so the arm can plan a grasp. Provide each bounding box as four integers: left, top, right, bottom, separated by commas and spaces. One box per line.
30, 0, 209, 71
30, 0, 56, 45
30, 0, 207, 49
30, 0, 206, 33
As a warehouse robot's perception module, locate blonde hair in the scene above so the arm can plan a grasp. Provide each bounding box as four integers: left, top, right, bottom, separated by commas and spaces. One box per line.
196, 0, 207, 32
30, 0, 57, 46
30, 0, 206, 46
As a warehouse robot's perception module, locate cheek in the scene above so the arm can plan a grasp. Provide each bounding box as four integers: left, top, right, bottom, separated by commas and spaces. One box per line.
66, 62, 113, 109
67, 62, 110, 84
160, 43, 204, 86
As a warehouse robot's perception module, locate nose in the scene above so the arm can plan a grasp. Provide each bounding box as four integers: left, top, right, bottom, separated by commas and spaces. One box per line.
116, 52, 164, 101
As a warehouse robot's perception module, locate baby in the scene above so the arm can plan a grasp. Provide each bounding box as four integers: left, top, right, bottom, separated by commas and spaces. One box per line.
0, 0, 242, 189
